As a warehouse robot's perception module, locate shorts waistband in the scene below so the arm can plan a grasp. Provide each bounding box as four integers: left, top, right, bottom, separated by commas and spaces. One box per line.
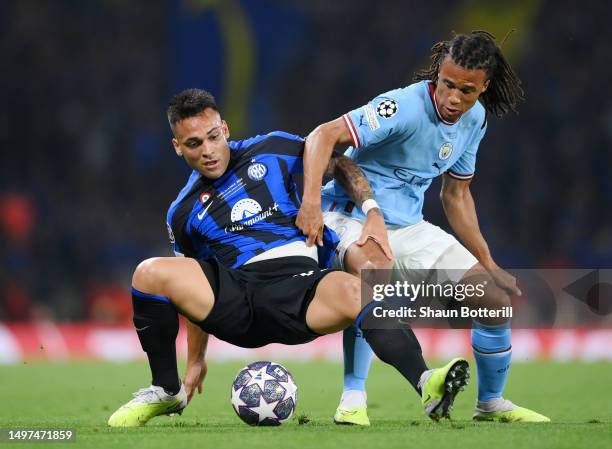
239, 256, 319, 273
244, 241, 318, 265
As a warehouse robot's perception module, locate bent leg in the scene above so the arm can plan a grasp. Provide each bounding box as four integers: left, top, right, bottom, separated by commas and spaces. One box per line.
133, 257, 215, 322
131, 257, 215, 394
400, 230, 513, 407
347, 239, 428, 394
306, 269, 427, 394
305, 271, 361, 334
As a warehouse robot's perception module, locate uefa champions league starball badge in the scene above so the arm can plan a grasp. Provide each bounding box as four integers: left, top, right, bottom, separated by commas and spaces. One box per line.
376, 99, 398, 118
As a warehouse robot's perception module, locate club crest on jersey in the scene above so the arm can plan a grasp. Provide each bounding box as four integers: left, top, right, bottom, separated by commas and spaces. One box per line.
247, 162, 267, 181
438, 142, 453, 160
376, 99, 398, 119
230, 198, 263, 222
200, 192, 212, 204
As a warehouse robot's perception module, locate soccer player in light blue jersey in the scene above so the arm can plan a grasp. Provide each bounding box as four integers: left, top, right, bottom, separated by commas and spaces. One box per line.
297, 31, 550, 424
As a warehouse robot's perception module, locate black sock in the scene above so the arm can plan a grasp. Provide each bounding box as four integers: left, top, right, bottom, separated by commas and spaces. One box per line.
132, 288, 180, 395
357, 303, 428, 394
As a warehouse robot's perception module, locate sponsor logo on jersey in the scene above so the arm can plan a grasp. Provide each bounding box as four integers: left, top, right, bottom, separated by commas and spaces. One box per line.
376, 99, 398, 118
364, 104, 381, 130
200, 191, 211, 204
358, 114, 366, 127
393, 168, 431, 187
439, 142, 453, 160
247, 162, 267, 181
230, 198, 263, 222
226, 201, 280, 233
197, 201, 214, 220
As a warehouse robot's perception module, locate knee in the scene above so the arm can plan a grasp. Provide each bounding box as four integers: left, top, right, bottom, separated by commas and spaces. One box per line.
353, 257, 392, 290
358, 257, 393, 284
360, 257, 393, 271
338, 276, 363, 321
483, 288, 511, 311
132, 257, 168, 294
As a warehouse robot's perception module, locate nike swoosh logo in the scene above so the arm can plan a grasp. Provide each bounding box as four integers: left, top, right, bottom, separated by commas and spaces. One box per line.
135, 326, 150, 332
197, 202, 213, 220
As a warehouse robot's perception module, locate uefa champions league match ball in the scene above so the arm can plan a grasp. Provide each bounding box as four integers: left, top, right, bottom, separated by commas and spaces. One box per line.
230, 361, 298, 426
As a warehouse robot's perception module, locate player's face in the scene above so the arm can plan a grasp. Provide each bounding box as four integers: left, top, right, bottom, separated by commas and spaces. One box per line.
172, 108, 231, 179
434, 56, 490, 123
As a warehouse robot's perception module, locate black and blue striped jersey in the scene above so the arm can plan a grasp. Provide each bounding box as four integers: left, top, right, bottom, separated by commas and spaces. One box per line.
166, 131, 338, 269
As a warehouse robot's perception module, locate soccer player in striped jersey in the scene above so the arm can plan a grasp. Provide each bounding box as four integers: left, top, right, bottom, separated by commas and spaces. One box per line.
107, 89, 468, 427
297, 31, 550, 424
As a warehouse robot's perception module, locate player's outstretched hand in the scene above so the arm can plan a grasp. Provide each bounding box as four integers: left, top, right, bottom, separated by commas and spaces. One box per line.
356, 210, 393, 260
489, 265, 522, 296
296, 200, 324, 246
183, 360, 207, 403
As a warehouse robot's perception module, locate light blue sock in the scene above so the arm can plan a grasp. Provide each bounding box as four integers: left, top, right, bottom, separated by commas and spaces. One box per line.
343, 325, 374, 392
471, 321, 512, 403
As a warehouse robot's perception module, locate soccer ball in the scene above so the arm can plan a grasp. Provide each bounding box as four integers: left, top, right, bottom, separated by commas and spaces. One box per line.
230, 361, 298, 426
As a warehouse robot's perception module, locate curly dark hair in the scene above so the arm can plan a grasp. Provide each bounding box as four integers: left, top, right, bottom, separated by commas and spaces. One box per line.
167, 88, 218, 129
414, 30, 524, 117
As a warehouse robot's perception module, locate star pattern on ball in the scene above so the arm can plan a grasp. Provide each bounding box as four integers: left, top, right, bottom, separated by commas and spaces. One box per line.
231, 362, 298, 426
279, 379, 297, 396
249, 394, 280, 423
231, 385, 246, 413
246, 366, 278, 390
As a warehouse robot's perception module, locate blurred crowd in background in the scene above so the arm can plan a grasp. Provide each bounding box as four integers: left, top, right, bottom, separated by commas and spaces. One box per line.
1, 0, 610, 322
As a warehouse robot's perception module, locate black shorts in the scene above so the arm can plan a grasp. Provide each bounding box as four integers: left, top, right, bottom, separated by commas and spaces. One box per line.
195, 256, 338, 348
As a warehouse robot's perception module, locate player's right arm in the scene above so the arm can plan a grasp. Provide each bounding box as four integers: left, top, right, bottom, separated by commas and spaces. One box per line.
298, 88, 416, 247
297, 117, 354, 246
183, 320, 209, 403
326, 154, 392, 259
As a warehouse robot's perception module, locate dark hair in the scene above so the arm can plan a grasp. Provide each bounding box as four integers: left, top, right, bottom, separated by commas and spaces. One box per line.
414, 30, 524, 117
167, 88, 218, 128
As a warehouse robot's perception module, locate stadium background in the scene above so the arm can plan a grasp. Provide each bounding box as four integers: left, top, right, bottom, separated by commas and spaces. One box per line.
1, 0, 611, 364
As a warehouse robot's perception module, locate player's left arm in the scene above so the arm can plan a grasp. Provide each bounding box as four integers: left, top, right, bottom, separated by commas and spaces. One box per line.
440, 174, 521, 296
327, 154, 392, 259
183, 320, 209, 403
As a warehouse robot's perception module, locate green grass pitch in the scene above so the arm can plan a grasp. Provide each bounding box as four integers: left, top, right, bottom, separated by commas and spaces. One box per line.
2, 360, 611, 449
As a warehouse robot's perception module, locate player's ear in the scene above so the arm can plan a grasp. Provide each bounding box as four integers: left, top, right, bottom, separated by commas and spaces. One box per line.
481, 79, 491, 93
172, 138, 183, 157
221, 120, 230, 139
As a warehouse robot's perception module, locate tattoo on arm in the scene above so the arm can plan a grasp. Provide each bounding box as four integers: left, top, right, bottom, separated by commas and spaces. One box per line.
326, 155, 374, 207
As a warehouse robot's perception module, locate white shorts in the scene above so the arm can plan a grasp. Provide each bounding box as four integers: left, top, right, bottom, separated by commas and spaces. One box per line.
323, 212, 478, 283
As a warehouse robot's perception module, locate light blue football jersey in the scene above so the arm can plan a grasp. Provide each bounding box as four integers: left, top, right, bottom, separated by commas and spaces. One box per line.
321, 80, 487, 227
